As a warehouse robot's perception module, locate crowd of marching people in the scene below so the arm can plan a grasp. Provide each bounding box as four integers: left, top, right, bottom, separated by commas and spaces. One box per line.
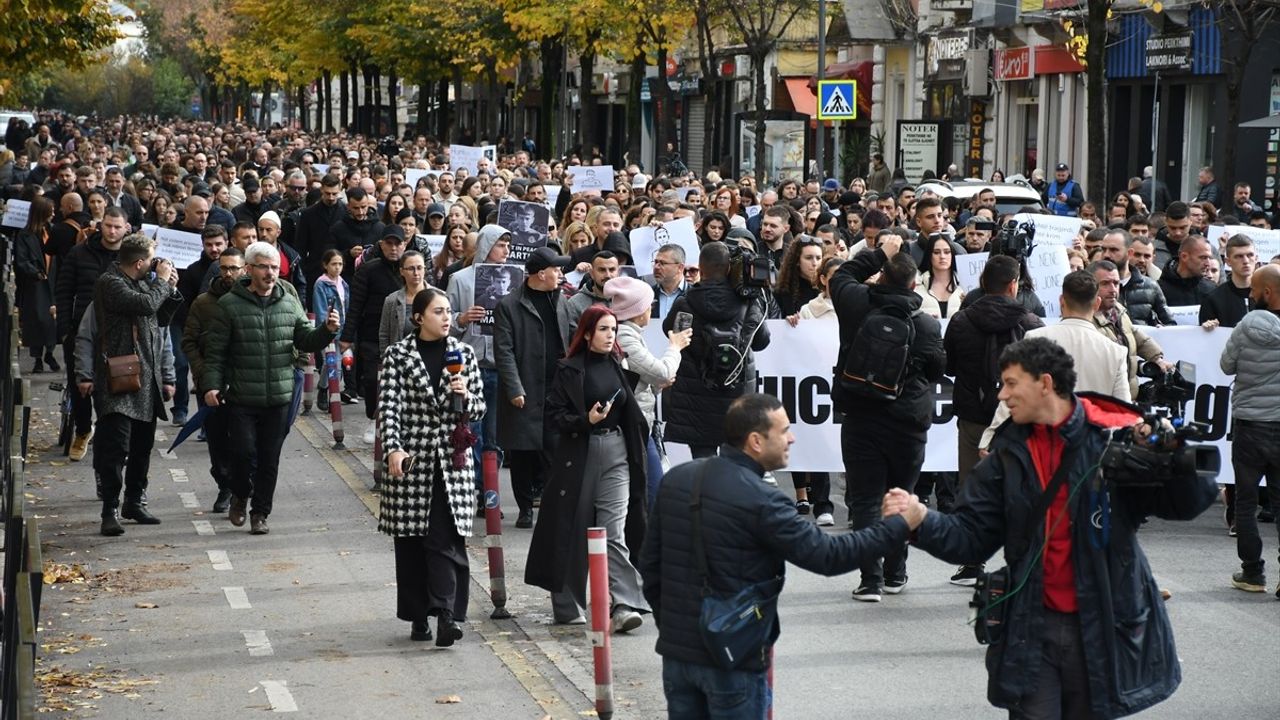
4, 110, 1274, 718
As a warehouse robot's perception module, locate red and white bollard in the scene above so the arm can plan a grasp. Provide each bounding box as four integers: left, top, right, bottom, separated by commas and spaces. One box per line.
588, 526, 614, 720
482, 450, 510, 619
302, 314, 317, 415
325, 343, 344, 448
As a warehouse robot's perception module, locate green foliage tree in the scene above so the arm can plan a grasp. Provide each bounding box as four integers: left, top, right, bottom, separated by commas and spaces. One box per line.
1, 0, 120, 99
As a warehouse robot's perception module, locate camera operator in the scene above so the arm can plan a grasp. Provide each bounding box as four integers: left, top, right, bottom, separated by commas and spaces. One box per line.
1220, 263, 1280, 596
662, 242, 771, 459
891, 337, 1218, 719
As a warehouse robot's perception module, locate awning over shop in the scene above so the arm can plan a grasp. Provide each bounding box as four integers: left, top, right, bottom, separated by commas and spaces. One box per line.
783, 77, 819, 118
806, 60, 873, 117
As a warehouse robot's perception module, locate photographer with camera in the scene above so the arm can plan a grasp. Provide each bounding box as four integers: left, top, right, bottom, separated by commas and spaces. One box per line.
890, 337, 1218, 719
1220, 263, 1280, 596
662, 241, 771, 459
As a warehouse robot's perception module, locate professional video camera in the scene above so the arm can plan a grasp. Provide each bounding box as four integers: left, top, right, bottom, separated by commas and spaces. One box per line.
1099, 360, 1221, 485
991, 219, 1036, 260
377, 136, 400, 158
726, 243, 772, 298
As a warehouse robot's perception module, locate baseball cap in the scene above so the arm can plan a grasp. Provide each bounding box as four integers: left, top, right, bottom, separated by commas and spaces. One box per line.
242, 176, 260, 192
631, 173, 649, 189
381, 225, 406, 243
191, 182, 212, 198
347, 150, 360, 160
426, 202, 446, 218
525, 246, 571, 273
822, 179, 840, 192
1055, 163, 1069, 172
838, 191, 861, 207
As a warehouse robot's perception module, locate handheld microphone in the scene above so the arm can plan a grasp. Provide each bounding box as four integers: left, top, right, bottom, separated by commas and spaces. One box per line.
444, 349, 465, 413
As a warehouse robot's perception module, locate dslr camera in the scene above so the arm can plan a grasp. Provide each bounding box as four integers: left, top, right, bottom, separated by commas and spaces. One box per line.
1100, 360, 1221, 486
992, 219, 1036, 260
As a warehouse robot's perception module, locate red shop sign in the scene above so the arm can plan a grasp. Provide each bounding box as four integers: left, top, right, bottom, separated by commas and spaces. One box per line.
994, 47, 1033, 81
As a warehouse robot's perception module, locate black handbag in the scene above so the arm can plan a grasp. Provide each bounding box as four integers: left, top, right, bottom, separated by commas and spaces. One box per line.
691, 459, 783, 669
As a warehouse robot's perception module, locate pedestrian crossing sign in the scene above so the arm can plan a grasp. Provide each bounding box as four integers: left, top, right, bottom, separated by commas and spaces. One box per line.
817, 80, 858, 121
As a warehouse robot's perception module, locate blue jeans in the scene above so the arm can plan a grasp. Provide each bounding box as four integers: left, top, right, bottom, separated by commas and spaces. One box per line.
169, 324, 189, 419
645, 435, 664, 509
661, 657, 769, 720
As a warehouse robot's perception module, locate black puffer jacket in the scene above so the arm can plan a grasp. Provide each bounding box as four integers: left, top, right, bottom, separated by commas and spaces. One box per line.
661, 281, 770, 447
54, 233, 116, 340
959, 285, 1046, 318
340, 256, 402, 345
639, 447, 910, 672
944, 294, 1043, 425
295, 199, 346, 280
915, 394, 1217, 718
329, 215, 386, 282
1120, 271, 1175, 326
1157, 258, 1215, 307
828, 247, 946, 438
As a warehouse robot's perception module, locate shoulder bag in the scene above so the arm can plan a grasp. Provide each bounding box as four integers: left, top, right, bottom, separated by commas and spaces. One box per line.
98, 305, 142, 395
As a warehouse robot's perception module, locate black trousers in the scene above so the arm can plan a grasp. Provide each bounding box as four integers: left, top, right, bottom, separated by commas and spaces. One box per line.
357, 339, 380, 420
393, 472, 469, 622
226, 403, 290, 517
201, 398, 232, 490
506, 449, 549, 513
1009, 611, 1091, 719
93, 412, 156, 513
842, 420, 924, 586
63, 338, 93, 435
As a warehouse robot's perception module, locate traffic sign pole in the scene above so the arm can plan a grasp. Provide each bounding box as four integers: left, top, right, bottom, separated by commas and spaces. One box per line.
816, 0, 826, 186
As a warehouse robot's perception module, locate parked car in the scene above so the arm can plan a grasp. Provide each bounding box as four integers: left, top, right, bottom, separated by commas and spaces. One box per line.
916, 179, 1044, 217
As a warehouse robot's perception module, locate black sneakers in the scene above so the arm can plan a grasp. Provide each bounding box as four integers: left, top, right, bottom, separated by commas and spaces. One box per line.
883, 576, 908, 595
852, 584, 882, 603
1231, 571, 1267, 593
410, 621, 433, 642
950, 565, 983, 587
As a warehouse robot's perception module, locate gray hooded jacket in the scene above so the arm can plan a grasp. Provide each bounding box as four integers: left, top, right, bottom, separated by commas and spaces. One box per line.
446, 224, 510, 368
1221, 308, 1280, 422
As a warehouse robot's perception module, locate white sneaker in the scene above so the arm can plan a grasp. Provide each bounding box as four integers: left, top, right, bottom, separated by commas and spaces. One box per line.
610, 609, 642, 634
816, 512, 835, 527
362, 425, 376, 445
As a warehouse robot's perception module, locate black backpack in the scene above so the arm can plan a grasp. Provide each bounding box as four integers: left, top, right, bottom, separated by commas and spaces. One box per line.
697, 301, 755, 390
839, 303, 917, 401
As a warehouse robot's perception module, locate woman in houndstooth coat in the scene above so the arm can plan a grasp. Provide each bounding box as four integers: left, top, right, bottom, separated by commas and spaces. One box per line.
378, 288, 485, 646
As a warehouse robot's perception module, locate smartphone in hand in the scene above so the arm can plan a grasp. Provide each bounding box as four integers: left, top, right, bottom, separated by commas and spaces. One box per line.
674, 311, 693, 333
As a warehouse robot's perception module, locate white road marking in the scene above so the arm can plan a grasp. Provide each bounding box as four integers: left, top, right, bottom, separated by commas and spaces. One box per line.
243, 630, 274, 657
260, 680, 297, 712
192, 520, 215, 536
169, 468, 188, 483
178, 492, 199, 508
223, 586, 251, 610
207, 550, 232, 571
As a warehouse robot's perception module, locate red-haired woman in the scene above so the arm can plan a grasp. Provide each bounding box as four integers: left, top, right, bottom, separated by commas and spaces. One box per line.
524, 305, 651, 631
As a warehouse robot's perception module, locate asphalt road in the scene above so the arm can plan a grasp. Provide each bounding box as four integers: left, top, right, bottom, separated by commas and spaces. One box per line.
23, 384, 1280, 718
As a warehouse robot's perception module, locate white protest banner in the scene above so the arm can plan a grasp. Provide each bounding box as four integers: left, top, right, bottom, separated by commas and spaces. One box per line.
955, 252, 989, 292
646, 321, 1238, 481
565, 165, 614, 196
544, 184, 562, 216
311, 163, 330, 177
1027, 244, 1071, 318
474, 264, 524, 336
2, 199, 30, 229
419, 234, 445, 260
1168, 305, 1200, 327
404, 168, 438, 189
629, 216, 699, 269
140, 223, 160, 239
449, 144, 497, 174
1013, 213, 1083, 248
154, 227, 204, 269
1206, 224, 1280, 260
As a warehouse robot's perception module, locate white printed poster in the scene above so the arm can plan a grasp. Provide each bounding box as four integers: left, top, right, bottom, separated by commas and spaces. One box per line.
1012, 213, 1083, 248
565, 165, 615, 196
1028, 244, 1072, 318
154, 227, 204, 269
955, 252, 990, 292
629, 216, 699, 270
1206, 224, 1280, 260
2, 199, 31, 229
404, 167, 438, 190
449, 144, 497, 174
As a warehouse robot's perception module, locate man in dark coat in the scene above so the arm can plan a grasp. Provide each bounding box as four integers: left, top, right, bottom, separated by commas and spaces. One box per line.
1158, 235, 1216, 307
1199, 233, 1256, 330
55, 208, 127, 460
1100, 228, 1175, 326
942, 255, 1043, 585
661, 242, 771, 458
494, 247, 572, 528
339, 225, 406, 433
328, 187, 384, 282
103, 167, 144, 229
295, 174, 346, 293
829, 236, 945, 601
84, 234, 181, 536
640, 394, 920, 716
902, 337, 1217, 719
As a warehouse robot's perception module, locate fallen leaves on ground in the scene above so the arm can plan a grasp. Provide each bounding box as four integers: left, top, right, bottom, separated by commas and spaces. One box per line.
42, 562, 87, 585
36, 664, 157, 714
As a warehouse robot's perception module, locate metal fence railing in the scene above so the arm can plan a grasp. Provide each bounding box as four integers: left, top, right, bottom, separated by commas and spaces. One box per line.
1, 229, 41, 719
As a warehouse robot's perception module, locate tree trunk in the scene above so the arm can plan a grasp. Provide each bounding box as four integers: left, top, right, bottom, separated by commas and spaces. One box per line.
415, 71, 428, 138
388, 66, 398, 139
373, 65, 383, 136
362, 64, 375, 135
696, 9, 718, 173
437, 78, 451, 141
1085, 0, 1108, 204
540, 37, 563, 158
626, 48, 644, 167
340, 70, 350, 132
452, 66, 464, 142
751, 48, 769, 186
651, 46, 679, 173
579, 46, 599, 159
486, 64, 501, 143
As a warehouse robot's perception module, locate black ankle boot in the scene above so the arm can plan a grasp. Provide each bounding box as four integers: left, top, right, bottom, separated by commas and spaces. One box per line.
410, 621, 433, 641
121, 503, 161, 525
435, 611, 463, 647
44, 353, 59, 372
101, 511, 125, 536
